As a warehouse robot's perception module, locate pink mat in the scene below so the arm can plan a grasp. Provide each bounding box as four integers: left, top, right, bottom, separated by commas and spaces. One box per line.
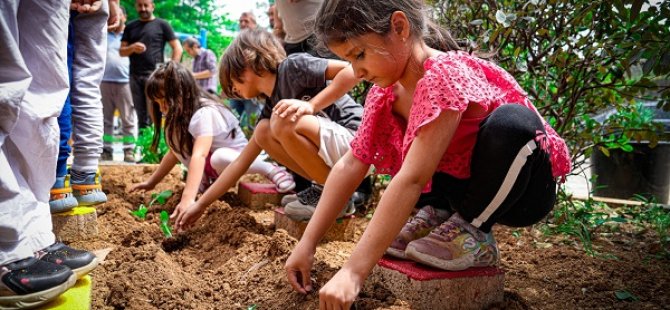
378, 255, 504, 281
239, 182, 282, 194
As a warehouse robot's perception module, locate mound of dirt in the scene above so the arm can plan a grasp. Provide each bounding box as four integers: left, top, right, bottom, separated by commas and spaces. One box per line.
68, 165, 669, 309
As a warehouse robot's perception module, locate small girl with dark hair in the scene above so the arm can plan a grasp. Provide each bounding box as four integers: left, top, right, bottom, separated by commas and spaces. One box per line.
172, 29, 365, 231
284, 0, 571, 307
130, 61, 294, 217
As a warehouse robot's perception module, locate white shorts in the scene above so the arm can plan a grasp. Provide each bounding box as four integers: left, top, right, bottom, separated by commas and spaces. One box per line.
316, 116, 356, 168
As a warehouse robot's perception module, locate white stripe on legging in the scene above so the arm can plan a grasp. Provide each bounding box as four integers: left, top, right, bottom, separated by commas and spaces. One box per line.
472, 140, 537, 228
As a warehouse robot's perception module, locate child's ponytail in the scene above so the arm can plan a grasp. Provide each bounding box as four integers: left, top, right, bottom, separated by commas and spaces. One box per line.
423, 20, 460, 52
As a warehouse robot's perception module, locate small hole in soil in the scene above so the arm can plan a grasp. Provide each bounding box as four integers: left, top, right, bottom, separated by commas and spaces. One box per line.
161, 234, 189, 252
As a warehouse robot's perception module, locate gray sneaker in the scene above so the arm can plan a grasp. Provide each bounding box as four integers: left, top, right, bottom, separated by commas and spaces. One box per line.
281, 184, 320, 206
284, 186, 355, 221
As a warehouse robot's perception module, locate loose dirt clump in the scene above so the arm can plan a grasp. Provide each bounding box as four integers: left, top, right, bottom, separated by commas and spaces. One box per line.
68, 165, 669, 309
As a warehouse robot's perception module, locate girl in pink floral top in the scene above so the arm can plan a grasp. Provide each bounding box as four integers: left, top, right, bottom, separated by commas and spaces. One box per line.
284, 0, 571, 307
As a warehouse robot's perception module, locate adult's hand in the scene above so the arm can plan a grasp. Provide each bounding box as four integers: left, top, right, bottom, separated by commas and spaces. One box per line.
132, 42, 147, 54
107, 0, 120, 30
70, 0, 103, 14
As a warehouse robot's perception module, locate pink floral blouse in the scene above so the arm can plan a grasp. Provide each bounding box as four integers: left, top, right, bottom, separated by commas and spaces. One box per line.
350, 51, 571, 188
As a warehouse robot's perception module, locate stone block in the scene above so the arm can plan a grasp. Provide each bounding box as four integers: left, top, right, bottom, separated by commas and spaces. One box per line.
274, 207, 355, 242
51, 207, 98, 243
366, 255, 504, 309
238, 182, 285, 209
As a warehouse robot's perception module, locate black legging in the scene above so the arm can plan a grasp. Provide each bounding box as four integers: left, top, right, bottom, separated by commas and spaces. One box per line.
417, 104, 557, 232
130, 73, 162, 130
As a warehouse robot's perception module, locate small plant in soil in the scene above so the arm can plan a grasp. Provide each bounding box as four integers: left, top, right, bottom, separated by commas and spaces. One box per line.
130, 190, 173, 220
159, 210, 173, 238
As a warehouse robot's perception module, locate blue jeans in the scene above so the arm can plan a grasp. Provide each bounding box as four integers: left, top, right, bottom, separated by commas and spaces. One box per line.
56, 17, 75, 178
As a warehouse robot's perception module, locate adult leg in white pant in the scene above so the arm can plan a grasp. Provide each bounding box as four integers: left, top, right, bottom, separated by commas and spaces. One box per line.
0, 1, 96, 308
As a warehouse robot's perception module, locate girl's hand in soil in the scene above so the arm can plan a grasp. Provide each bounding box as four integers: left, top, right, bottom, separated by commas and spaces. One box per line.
285, 241, 315, 294
171, 199, 195, 224
129, 181, 156, 192
172, 202, 205, 233
318, 268, 363, 310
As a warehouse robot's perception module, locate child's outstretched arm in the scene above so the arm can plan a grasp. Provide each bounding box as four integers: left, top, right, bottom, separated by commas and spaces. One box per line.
274, 61, 359, 122
318, 111, 461, 308
285, 150, 370, 294
172, 135, 263, 232
129, 150, 179, 192
170, 135, 213, 219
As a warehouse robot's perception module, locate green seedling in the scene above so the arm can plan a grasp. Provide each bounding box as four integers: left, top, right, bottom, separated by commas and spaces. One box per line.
160, 210, 173, 238
130, 190, 173, 220
151, 190, 173, 205
131, 204, 148, 220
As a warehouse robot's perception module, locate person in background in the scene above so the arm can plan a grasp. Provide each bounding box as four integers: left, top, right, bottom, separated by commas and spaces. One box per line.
0, 0, 111, 307
101, 7, 137, 163
238, 11, 257, 30
182, 37, 218, 94
120, 0, 182, 130
268, 4, 286, 43
275, 0, 324, 56
228, 11, 263, 126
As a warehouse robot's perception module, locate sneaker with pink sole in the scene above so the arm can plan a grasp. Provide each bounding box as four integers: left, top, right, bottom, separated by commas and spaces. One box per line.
267, 166, 295, 193
385, 205, 451, 259
405, 213, 499, 271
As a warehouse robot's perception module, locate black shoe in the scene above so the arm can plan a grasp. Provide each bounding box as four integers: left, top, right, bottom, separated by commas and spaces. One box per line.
352, 191, 371, 209
35, 243, 98, 278
101, 150, 113, 161
0, 257, 76, 309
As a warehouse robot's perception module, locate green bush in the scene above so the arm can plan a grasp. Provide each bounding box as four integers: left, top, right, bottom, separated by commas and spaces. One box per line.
429, 0, 670, 168
135, 126, 169, 164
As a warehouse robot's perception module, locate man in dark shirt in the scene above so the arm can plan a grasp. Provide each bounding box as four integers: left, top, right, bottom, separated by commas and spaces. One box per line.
120, 0, 182, 129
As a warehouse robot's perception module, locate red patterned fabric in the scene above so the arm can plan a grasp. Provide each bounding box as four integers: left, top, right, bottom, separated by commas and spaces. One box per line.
350, 51, 571, 189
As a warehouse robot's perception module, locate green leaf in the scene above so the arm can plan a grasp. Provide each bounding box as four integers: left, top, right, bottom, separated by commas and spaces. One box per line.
599, 146, 611, 157
495, 10, 506, 24
160, 210, 173, 238
470, 19, 484, 26
152, 190, 173, 205
130, 204, 148, 220
615, 290, 639, 301
621, 144, 634, 152
247, 305, 258, 310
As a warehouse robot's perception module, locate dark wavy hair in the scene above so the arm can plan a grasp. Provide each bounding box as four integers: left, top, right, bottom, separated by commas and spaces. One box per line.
218, 29, 286, 99
145, 61, 231, 158
314, 0, 460, 53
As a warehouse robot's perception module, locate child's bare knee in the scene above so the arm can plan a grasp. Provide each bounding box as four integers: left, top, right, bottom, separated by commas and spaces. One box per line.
269, 116, 297, 139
